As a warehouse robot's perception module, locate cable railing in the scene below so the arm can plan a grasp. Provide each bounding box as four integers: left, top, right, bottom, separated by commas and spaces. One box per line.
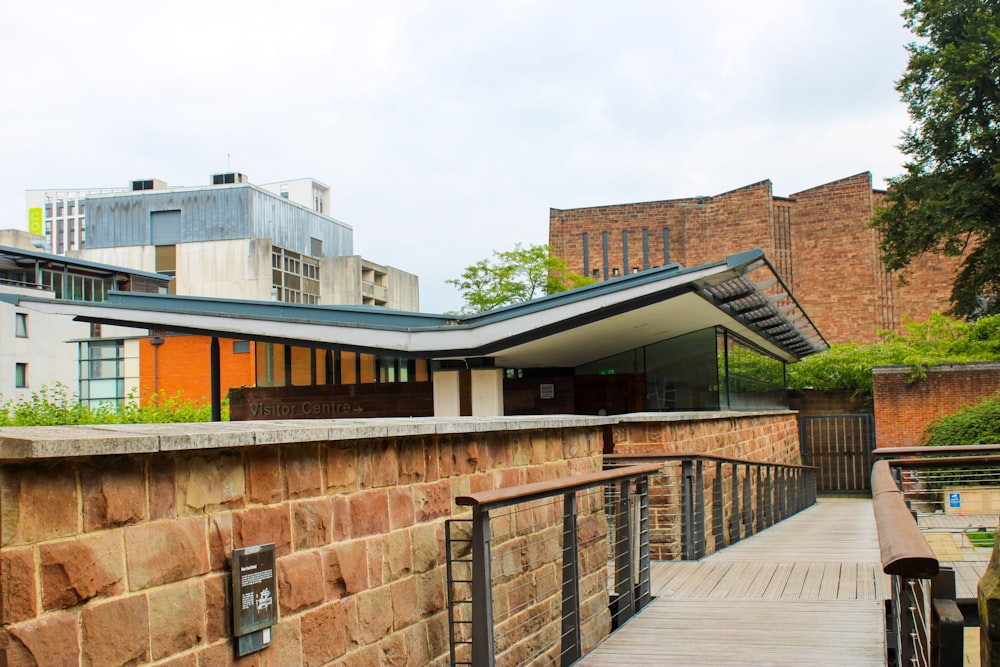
874, 445, 1000, 560
445, 463, 660, 667
604, 453, 817, 560
871, 458, 964, 667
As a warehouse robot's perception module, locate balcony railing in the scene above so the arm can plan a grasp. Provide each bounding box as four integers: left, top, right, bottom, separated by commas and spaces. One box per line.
604, 453, 817, 560
871, 457, 965, 667
445, 463, 660, 667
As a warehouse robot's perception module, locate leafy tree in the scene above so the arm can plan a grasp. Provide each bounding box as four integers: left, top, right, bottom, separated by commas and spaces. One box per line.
873, 0, 1000, 317
447, 243, 594, 314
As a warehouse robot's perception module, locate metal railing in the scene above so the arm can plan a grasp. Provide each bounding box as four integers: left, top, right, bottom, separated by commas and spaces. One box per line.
871, 458, 963, 667
605, 453, 817, 560
445, 463, 660, 667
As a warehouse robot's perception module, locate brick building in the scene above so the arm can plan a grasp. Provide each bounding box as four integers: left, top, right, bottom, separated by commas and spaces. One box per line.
549, 172, 962, 344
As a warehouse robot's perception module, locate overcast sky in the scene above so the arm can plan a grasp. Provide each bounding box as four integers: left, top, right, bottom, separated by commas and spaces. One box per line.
1, 1, 915, 313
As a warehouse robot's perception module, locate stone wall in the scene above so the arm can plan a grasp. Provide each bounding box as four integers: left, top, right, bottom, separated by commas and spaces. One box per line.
611, 411, 801, 463
610, 411, 802, 559
0, 411, 802, 665
873, 363, 1000, 448
0, 417, 607, 666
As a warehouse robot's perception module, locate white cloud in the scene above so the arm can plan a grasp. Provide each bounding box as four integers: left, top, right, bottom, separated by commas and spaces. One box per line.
0, 0, 915, 312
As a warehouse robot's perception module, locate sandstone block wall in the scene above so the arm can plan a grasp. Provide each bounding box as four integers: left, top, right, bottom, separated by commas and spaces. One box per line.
0, 411, 799, 665
611, 411, 803, 559
873, 363, 1000, 449
0, 418, 606, 666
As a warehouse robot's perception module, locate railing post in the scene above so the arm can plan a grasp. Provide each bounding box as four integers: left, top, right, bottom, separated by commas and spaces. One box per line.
742, 464, 753, 538
635, 476, 652, 609
756, 466, 765, 532
931, 566, 963, 667
729, 462, 741, 545
714, 461, 726, 552
615, 479, 635, 617
681, 459, 705, 559
471, 505, 495, 667
560, 492, 581, 666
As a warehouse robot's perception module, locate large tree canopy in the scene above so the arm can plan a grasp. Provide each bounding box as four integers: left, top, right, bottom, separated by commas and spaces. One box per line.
446, 243, 593, 314
873, 0, 1000, 317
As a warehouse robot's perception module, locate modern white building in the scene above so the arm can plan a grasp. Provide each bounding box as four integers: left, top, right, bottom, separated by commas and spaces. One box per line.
25, 185, 130, 255
0, 240, 170, 406
53, 172, 419, 309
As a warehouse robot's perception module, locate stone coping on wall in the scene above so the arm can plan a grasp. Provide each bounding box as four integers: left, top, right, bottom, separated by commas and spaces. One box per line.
616, 410, 796, 423
0, 415, 613, 460
0, 410, 794, 461
873, 361, 1000, 374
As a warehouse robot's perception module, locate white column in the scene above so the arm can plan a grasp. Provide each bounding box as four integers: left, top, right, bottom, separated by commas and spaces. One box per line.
471, 367, 504, 417
433, 369, 462, 417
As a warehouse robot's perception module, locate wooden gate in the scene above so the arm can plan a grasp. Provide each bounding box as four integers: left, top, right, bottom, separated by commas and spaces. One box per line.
799, 414, 875, 493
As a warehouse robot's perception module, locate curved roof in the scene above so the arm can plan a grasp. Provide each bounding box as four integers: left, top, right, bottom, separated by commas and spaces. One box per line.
17, 249, 827, 366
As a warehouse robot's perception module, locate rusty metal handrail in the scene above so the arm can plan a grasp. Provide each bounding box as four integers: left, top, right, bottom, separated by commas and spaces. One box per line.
456, 463, 661, 510
606, 451, 817, 471
606, 453, 817, 560
874, 444, 1000, 459
449, 463, 658, 666
871, 459, 939, 578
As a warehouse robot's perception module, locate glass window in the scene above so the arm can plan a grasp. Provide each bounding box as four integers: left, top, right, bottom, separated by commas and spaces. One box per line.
233, 340, 251, 354
78, 340, 125, 410
644, 329, 721, 411
15, 363, 27, 388
720, 332, 787, 410
15, 313, 27, 337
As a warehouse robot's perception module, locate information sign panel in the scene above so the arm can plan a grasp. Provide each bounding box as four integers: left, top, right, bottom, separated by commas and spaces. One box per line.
232, 543, 278, 636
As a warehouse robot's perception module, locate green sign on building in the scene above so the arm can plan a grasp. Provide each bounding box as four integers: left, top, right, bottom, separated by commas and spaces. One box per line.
28, 208, 43, 235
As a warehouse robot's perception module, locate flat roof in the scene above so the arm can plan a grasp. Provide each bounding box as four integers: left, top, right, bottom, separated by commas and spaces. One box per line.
0, 245, 172, 283
16, 249, 827, 366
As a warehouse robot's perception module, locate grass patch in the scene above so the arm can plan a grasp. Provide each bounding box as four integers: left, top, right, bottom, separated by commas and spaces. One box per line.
966, 531, 996, 548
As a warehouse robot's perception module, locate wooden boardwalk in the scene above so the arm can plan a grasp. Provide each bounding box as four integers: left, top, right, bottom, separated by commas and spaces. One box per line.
578, 499, 889, 666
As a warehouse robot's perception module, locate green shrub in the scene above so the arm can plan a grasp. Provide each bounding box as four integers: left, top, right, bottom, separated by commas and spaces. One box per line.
0, 384, 226, 426
922, 392, 1000, 447
787, 312, 1000, 397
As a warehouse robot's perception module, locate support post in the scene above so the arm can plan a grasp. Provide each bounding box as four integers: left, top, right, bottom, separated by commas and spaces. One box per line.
471, 505, 495, 667
561, 493, 581, 666
614, 480, 635, 619
210, 336, 221, 422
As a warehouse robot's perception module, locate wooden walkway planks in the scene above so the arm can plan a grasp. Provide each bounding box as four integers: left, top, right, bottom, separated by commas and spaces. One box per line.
578, 499, 889, 666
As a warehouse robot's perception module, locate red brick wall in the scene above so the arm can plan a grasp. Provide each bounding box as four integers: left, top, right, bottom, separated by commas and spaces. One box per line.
139, 335, 256, 405
873, 363, 1000, 448
549, 173, 960, 345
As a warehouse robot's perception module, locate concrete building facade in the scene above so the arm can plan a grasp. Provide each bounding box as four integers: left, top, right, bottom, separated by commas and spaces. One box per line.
0, 243, 170, 405
549, 172, 963, 344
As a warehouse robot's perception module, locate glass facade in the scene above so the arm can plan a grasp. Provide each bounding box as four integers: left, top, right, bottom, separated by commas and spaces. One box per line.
254, 343, 429, 388
79, 340, 126, 409
577, 326, 787, 412
40, 269, 113, 301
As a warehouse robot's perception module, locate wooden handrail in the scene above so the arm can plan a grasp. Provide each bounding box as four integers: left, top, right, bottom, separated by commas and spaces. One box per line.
871, 459, 939, 578
455, 463, 662, 511
605, 452, 817, 471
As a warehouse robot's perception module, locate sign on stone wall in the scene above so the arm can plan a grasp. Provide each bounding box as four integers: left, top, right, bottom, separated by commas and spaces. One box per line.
231, 543, 277, 657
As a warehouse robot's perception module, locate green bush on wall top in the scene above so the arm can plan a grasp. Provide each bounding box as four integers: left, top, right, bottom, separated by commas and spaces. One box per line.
922, 392, 1000, 447
787, 312, 1000, 397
